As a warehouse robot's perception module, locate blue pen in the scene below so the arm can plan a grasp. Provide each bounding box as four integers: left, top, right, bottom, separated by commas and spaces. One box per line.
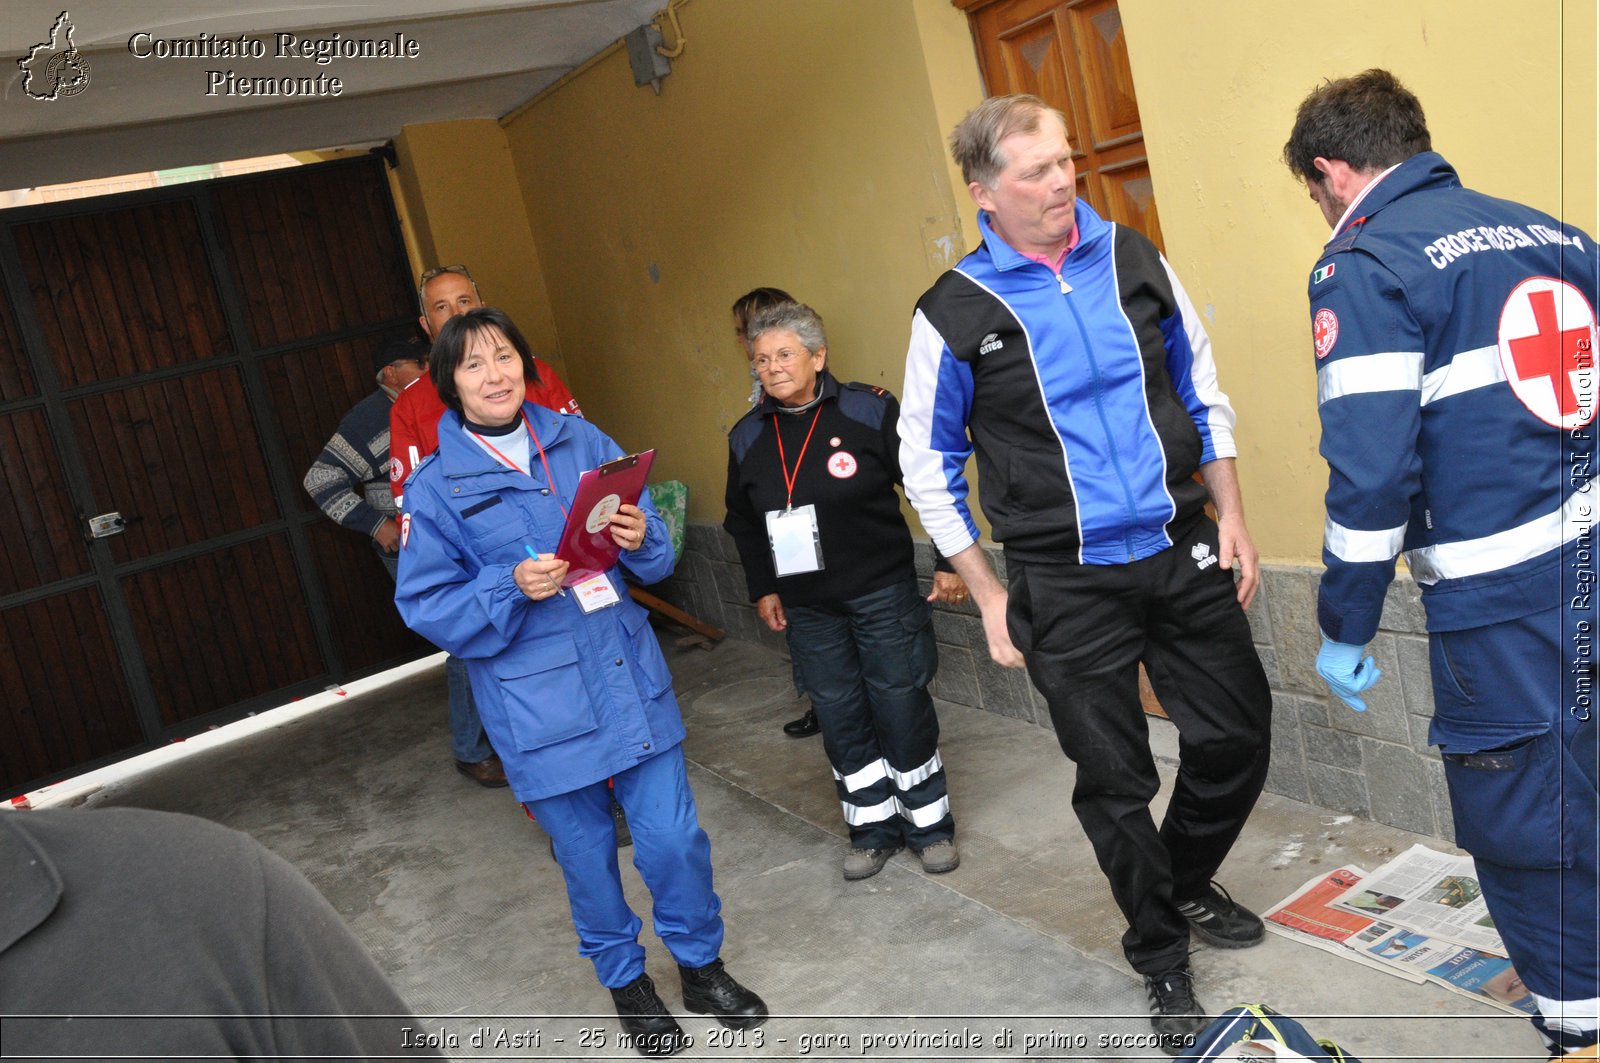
525, 544, 567, 596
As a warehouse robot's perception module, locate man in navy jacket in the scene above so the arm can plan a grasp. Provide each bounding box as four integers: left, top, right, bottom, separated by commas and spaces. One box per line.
1285, 68, 1598, 1056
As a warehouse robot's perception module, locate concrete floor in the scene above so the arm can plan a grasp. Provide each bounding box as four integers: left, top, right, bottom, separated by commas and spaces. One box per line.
74, 632, 1545, 1061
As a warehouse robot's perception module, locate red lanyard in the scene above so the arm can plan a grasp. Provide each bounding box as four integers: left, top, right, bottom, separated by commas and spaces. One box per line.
773, 407, 824, 511
470, 413, 568, 519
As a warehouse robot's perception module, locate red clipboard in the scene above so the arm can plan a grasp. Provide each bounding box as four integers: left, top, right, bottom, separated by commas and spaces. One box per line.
555, 449, 656, 585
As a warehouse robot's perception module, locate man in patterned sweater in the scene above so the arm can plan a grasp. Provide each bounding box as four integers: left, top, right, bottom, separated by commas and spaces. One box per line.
302, 333, 509, 788
303, 333, 428, 577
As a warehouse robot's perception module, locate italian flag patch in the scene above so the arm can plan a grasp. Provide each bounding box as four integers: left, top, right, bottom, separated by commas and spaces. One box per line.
1313, 262, 1336, 284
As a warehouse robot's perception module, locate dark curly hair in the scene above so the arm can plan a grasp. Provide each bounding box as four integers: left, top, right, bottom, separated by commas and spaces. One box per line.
1283, 69, 1431, 184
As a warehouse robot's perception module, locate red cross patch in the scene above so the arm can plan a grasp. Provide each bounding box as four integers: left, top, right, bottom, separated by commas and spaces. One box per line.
1497, 277, 1598, 429
400, 512, 411, 549
1313, 308, 1339, 359
827, 451, 858, 479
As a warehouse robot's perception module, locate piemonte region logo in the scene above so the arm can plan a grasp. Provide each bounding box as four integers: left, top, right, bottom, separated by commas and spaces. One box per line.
19, 11, 91, 101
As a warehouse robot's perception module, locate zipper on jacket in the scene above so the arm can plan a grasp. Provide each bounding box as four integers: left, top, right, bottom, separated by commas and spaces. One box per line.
1061, 281, 1140, 560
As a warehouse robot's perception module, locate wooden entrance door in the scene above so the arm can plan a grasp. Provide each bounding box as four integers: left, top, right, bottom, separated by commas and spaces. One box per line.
960, 0, 1163, 251
0, 158, 429, 796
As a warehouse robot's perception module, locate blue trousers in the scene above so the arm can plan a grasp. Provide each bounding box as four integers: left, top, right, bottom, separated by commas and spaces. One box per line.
784, 578, 952, 852
383, 551, 493, 764
525, 746, 724, 988
1429, 605, 1598, 1042
444, 655, 494, 764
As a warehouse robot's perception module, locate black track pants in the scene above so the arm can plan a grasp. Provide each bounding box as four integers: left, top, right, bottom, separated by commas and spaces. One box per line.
1007, 518, 1272, 974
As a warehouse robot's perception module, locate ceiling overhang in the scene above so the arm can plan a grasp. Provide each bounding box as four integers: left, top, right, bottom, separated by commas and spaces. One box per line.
1, 1, 664, 189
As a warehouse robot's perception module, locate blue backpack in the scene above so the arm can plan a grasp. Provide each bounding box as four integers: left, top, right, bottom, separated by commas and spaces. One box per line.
1178, 1004, 1363, 1062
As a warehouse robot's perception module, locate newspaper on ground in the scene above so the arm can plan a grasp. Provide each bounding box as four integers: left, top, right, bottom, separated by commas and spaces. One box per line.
1349, 922, 1537, 1016
1266, 850, 1539, 1017
1262, 865, 1424, 981
1329, 843, 1502, 954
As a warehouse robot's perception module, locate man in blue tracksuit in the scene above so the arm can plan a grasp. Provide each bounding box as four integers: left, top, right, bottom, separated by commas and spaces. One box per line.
1285, 69, 1599, 1055
899, 94, 1272, 1053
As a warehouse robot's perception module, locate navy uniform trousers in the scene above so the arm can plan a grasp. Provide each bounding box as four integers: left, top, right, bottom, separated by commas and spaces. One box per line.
1429, 604, 1599, 1050
784, 578, 954, 853
1006, 517, 1272, 975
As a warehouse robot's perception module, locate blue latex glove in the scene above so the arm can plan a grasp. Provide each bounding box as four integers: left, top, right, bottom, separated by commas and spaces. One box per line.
1316, 637, 1383, 712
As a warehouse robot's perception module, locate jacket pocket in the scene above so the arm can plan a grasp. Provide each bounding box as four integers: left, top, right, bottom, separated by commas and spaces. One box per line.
621, 603, 673, 699
491, 638, 600, 751
999, 446, 1068, 537
1428, 631, 1474, 703
1431, 715, 1569, 869
464, 504, 526, 562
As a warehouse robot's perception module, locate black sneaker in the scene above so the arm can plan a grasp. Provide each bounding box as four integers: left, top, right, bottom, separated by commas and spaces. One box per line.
1176, 882, 1265, 948
1143, 966, 1207, 1055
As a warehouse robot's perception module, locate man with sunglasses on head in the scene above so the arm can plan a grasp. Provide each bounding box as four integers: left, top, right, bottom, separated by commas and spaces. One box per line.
390, 265, 581, 507
389, 265, 580, 790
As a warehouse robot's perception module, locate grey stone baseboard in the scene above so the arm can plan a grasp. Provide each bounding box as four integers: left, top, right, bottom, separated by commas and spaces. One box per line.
651, 523, 1450, 841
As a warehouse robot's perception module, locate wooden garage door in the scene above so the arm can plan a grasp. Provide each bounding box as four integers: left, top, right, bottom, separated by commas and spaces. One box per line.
0, 157, 429, 796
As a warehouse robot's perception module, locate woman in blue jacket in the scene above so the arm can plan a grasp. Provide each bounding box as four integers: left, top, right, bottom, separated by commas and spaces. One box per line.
395, 308, 765, 1057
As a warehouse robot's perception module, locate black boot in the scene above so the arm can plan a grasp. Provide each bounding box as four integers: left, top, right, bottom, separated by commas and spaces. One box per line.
679, 958, 768, 1030
609, 973, 691, 1057
782, 709, 820, 737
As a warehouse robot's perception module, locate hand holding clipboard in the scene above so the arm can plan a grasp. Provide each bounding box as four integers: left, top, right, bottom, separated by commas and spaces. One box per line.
554, 449, 656, 585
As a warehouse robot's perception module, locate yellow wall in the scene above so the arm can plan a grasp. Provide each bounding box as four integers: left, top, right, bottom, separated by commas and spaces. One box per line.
1121, 0, 1599, 563
391, 119, 563, 371
407, 0, 1594, 560
502, 0, 981, 520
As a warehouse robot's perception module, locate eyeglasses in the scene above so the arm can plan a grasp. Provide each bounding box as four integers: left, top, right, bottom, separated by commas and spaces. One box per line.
752, 349, 806, 371
416, 264, 475, 312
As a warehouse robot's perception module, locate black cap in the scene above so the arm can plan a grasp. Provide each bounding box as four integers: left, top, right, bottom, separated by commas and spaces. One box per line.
372, 333, 426, 375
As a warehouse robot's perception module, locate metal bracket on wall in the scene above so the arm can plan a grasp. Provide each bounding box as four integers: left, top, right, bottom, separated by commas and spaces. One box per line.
624, 23, 671, 94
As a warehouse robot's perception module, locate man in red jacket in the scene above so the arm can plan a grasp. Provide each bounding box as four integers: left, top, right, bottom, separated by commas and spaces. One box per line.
391, 264, 580, 789
390, 265, 580, 509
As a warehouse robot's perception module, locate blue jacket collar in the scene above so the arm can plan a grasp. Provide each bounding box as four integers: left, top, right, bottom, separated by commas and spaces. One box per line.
976, 199, 1111, 273
436, 401, 571, 483
1332, 151, 1460, 238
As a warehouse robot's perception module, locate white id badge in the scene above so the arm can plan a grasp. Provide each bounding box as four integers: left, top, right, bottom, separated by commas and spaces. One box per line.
765, 504, 823, 576
574, 573, 621, 613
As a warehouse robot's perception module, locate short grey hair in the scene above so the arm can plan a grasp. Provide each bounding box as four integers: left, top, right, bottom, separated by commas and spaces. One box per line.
950, 94, 1068, 187
745, 301, 826, 356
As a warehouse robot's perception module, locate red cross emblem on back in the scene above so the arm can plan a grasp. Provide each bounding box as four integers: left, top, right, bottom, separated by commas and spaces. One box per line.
1497, 277, 1598, 429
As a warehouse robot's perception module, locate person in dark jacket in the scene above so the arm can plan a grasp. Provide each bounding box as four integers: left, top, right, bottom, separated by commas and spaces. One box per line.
395, 307, 765, 1057
1285, 68, 1599, 1057
730, 286, 820, 739
0, 807, 440, 1061
724, 300, 968, 882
